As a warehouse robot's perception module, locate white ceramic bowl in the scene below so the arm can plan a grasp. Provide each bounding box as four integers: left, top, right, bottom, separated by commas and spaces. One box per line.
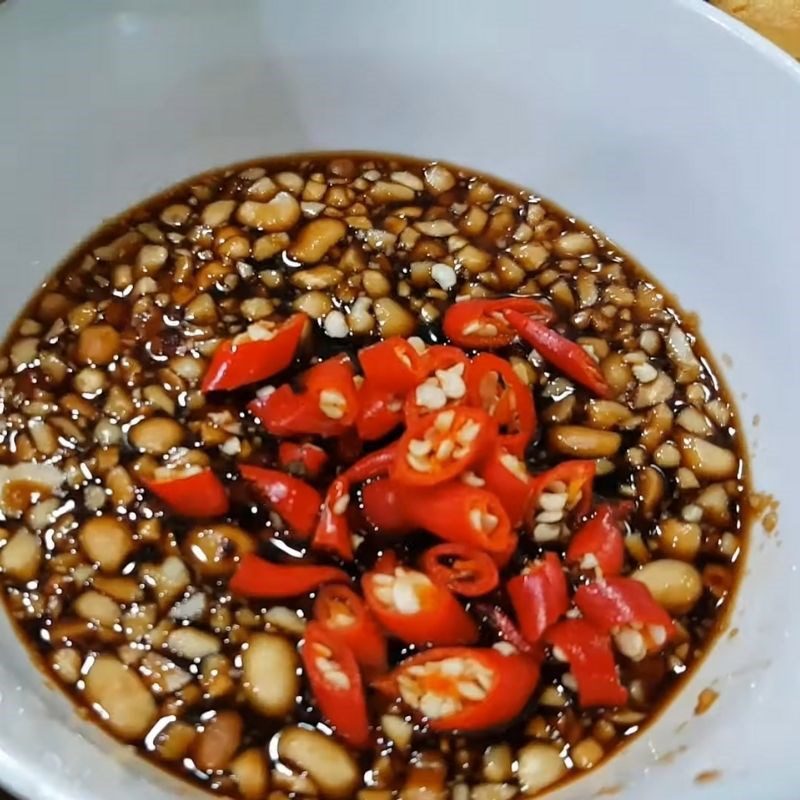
1, 1, 798, 797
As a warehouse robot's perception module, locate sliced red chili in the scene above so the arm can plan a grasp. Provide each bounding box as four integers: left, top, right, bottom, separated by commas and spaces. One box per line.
507, 553, 569, 645
574, 577, 676, 657
443, 297, 554, 349
313, 479, 354, 561
278, 441, 329, 479
566, 503, 633, 576
362, 555, 478, 646
312, 446, 396, 561
143, 467, 229, 518
249, 354, 359, 438
239, 465, 322, 538
358, 336, 426, 394
546, 619, 628, 708
479, 447, 533, 528
528, 460, 596, 539
421, 344, 471, 374
201, 313, 307, 392
360, 478, 413, 535
373, 646, 540, 732
420, 543, 500, 597
313, 584, 388, 678
475, 603, 540, 656
466, 354, 536, 455
503, 309, 611, 397
229, 554, 349, 598
355, 379, 404, 441
403, 482, 516, 565
301, 622, 371, 748
392, 407, 496, 487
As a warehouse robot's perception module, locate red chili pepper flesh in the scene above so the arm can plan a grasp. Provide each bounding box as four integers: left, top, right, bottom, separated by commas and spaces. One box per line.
362, 559, 478, 646
503, 309, 611, 397
466, 354, 536, 455
507, 552, 569, 644
144, 467, 229, 518
201, 313, 307, 392
373, 646, 540, 732
574, 577, 676, 656
358, 337, 426, 394
420, 543, 500, 597
239, 465, 322, 538
402, 481, 516, 565
312, 446, 397, 561
479, 447, 533, 528
278, 441, 329, 479
229, 554, 349, 598
392, 407, 496, 487
249, 355, 359, 438
360, 478, 413, 535
314, 584, 389, 678
421, 344, 471, 375
301, 622, 371, 748
355, 379, 404, 441
546, 619, 629, 708
443, 297, 554, 349
566, 503, 632, 576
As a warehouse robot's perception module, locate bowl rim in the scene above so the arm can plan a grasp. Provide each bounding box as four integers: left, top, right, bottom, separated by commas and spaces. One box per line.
693, 0, 800, 78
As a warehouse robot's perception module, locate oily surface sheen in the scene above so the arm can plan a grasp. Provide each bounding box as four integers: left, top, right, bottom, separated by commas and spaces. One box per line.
0, 154, 747, 799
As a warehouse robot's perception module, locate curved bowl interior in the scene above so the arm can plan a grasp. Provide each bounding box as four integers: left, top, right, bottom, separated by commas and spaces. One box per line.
0, 0, 799, 798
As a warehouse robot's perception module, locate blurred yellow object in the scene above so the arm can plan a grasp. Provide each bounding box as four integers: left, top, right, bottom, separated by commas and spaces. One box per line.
712, 0, 800, 57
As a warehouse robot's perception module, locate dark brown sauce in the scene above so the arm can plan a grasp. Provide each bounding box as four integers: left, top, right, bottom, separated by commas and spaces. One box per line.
0, 152, 751, 798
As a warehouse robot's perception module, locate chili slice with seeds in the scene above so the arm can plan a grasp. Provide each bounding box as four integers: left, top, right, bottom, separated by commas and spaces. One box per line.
566, 502, 633, 576
546, 619, 628, 708
574, 577, 676, 658
249, 354, 359, 438
301, 622, 371, 748
373, 646, 541, 732
143, 467, 229, 518
392, 407, 496, 487
420, 543, 500, 597
362, 554, 478, 646
201, 313, 307, 393
466, 353, 536, 456
313, 445, 396, 561
504, 309, 611, 398
358, 336, 426, 394
527, 460, 596, 540
313, 584, 389, 678
403, 481, 516, 565
443, 297, 554, 349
